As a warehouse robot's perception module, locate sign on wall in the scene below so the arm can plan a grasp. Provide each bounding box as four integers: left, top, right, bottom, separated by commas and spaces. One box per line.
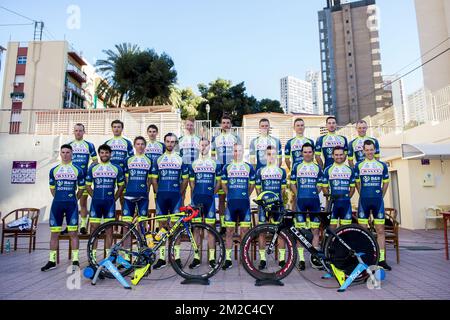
11, 161, 37, 184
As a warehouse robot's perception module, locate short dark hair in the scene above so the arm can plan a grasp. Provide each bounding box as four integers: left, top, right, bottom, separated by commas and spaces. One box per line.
363, 140, 375, 149
266, 145, 274, 151
164, 132, 178, 142
74, 123, 85, 131
326, 116, 336, 123
98, 144, 112, 154
301, 143, 314, 152
259, 118, 270, 125
185, 117, 195, 123
61, 144, 73, 151
134, 136, 147, 145
333, 146, 345, 154
356, 120, 367, 126
294, 118, 304, 125
147, 124, 158, 132
221, 114, 232, 122
111, 120, 124, 128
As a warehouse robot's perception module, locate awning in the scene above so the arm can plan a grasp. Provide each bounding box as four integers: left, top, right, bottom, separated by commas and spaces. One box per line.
401, 143, 450, 160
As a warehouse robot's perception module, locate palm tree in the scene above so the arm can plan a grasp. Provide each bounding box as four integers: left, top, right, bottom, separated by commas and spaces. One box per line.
95, 43, 140, 108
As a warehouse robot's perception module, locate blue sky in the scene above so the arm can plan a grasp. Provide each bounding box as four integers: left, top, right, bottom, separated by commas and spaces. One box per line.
0, 0, 423, 101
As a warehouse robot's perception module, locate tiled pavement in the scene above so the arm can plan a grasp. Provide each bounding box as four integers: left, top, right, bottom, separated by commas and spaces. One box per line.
0, 224, 449, 300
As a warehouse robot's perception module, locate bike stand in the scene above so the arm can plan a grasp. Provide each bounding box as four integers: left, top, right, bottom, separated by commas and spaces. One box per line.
255, 279, 284, 287
88, 256, 132, 289
181, 278, 210, 285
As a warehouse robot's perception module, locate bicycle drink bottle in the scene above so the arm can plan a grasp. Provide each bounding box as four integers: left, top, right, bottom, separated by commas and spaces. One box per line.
145, 234, 155, 248
155, 228, 167, 241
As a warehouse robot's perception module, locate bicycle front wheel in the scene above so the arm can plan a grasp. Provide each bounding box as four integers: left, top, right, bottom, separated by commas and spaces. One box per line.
168, 222, 225, 280
324, 224, 379, 281
87, 221, 146, 279
240, 224, 297, 281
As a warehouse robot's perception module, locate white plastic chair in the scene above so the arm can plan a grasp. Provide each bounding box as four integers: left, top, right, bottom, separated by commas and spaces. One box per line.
425, 206, 444, 230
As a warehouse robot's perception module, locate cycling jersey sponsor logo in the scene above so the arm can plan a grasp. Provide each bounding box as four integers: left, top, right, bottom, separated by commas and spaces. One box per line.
323, 136, 345, 148
109, 141, 128, 151
261, 173, 283, 180
55, 173, 77, 180
194, 165, 216, 173
127, 161, 151, 170
158, 161, 181, 170
71, 146, 89, 154
360, 168, 383, 175
145, 144, 163, 154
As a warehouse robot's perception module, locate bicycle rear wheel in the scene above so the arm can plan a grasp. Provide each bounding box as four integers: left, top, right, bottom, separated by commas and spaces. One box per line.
240, 224, 297, 281
87, 221, 147, 279
324, 224, 379, 282
168, 222, 225, 280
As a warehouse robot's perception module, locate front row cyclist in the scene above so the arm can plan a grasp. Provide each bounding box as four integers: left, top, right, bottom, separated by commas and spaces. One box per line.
221, 143, 256, 270
290, 143, 323, 271
355, 140, 392, 271
255, 145, 287, 270
85, 144, 125, 260
42, 145, 85, 272
151, 133, 189, 270
321, 146, 356, 229
188, 138, 222, 269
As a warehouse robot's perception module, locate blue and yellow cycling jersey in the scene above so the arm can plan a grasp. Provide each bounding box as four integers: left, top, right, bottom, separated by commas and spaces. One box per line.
249, 135, 282, 170
354, 159, 390, 198
348, 136, 380, 163
145, 140, 166, 164
124, 155, 153, 197
284, 135, 315, 167
86, 162, 125, 200
322, 163, 355, 200
49, 163, 85, 202
221, 161, 256, 200
290, 161, 323, 199
211, 132, 241, 166
315, 133, 348, 168
255, 165, 287, 198
104, 136, 134, 168
189, 156, 222, 197
178, 134, 201, 165
151, 152, 189, 193
68, 139, 97, 176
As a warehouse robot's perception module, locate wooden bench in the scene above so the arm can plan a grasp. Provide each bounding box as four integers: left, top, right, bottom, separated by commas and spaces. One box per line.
1, 208, 40, 254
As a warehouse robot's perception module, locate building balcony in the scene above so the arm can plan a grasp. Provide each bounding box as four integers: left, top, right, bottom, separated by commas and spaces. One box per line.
65, 83, 86, 99
68, 48, 87, 66
67, 63, 87, 83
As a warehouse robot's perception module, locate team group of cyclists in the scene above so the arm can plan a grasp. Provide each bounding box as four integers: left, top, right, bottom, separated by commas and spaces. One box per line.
41, 114, 392, 274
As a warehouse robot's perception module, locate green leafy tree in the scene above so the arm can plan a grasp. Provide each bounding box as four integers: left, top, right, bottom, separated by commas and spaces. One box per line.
179, 88, 205, 119
257, 98, 283, 113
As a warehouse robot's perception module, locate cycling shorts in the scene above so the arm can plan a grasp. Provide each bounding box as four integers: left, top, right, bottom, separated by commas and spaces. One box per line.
122, 197, 149, 223
295, 198, 321, 229
330, 199, 353, 226
90, 199, 116, 224
224, 199, 251, 228
50, 200, 78, 233
156, 192, 182, 222
191, 194, 216, 224
358, 197, 385, 225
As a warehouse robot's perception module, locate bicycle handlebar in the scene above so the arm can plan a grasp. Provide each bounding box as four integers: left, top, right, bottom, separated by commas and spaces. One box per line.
180, 205, 201, 222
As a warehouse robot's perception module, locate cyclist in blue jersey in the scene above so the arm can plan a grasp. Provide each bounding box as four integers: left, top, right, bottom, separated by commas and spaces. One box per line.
104, 120, 134, 170
285, 118, 315, 170
145, 124, 166, 192
348, 120, 380, 167
255, 145, 287, 270
249, 118, 282, 171
151, 133, 189, 270
211, 115, 241, 235
178, 117, 201, 165
355, 140, 391, 271
67, 123, 97, 235
221, 143, 256, 270
41, 145, 85, 272
290, 143, 323, 270
86, 144, 125, 259
188, 138, 222, 269
315, 116, 348, 170
123, 136, 153, 223
322, 146, 356, 229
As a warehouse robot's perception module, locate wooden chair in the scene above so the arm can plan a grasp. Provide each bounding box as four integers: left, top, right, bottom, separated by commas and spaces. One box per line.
1, 208, 40, 254
368, 208, 400, 264
384, 208, 400, 264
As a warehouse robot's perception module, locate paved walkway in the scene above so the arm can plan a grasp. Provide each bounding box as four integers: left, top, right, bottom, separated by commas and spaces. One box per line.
0, 224, 449, 300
